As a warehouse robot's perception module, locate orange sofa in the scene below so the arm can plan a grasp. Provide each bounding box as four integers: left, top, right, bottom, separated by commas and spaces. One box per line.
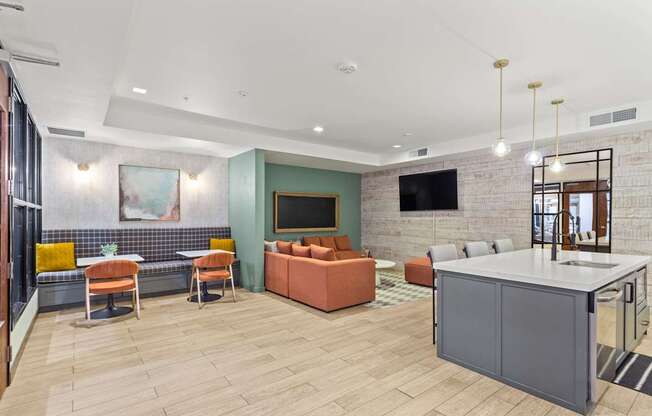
302, 235, 366, 260
264, 250, 375, 312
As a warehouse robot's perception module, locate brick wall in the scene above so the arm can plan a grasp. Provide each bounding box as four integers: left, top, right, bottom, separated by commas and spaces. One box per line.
362, 129, 652, 270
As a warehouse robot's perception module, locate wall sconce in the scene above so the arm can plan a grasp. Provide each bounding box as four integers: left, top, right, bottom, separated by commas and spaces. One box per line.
188, 173, 199, 189
76, 162, 91, 184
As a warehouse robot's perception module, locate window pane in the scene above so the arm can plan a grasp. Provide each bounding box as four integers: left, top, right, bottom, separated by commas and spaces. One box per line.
533, 214, 543, 241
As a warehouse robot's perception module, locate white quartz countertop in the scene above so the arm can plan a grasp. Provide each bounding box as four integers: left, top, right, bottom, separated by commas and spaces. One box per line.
433, 248, 650, 292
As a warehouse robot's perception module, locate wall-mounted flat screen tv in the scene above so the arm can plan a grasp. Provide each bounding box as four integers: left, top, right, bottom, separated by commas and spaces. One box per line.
399, 169, 458, 211
274, 192, 339, 232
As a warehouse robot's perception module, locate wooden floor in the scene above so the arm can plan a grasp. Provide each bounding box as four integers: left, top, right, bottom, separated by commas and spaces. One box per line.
2, 289, 651, 416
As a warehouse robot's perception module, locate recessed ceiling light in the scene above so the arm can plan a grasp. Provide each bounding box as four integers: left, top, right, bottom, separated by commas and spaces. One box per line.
132, 87, 147, 94
392, 145, 402, 148
403, 132, 413, 136
313, 126, 324, 133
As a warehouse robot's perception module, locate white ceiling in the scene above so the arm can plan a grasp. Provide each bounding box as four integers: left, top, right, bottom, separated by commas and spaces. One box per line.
1, 0, 652, 170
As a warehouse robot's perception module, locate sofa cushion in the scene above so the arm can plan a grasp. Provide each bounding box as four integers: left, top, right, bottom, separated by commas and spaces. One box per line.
37, 259, 194, 284
264, 240, 278, 252
292, 244, 311, 258
319, 236, 337, 250
210, 238, 235, 253
138, 259, 193, 275
36, 242, 76, 273
334, 236, 352, 251
335, 250, 363, 260
310, 245, 336, 261
37, 268, 85, 284
303, 236, 321, 246
277, 241, 293, 255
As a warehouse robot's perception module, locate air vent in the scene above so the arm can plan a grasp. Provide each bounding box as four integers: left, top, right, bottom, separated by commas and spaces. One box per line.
409, 147, 429, 158
613, 107, 637, 123
589, 113, 611, 127
589, 107, 637, 127
47, 126, 85, 138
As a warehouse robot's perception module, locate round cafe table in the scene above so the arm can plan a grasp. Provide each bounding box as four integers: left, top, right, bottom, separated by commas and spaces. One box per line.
374, 259, 396, 287
176, 249, 235, 303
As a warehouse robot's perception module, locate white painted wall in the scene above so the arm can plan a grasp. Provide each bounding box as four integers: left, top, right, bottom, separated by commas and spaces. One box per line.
42, 137, 229, 229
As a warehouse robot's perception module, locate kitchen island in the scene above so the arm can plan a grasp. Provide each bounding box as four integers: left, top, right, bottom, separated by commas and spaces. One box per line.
434, 248, 650, 414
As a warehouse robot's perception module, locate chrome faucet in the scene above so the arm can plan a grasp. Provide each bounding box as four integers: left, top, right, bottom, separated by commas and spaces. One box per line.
551, 210, 577, 261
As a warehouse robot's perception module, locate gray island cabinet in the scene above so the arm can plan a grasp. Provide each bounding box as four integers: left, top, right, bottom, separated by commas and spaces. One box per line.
434, 248, 650, 414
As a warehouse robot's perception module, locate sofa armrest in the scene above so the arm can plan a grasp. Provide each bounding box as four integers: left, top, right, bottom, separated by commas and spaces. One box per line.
264, 251, 292, 297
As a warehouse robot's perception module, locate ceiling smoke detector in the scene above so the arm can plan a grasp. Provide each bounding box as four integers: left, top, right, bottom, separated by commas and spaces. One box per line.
337, 62, 358, 74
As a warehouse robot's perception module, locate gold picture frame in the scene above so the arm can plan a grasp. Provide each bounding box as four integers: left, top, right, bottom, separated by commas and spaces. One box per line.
274, 192, 340, 233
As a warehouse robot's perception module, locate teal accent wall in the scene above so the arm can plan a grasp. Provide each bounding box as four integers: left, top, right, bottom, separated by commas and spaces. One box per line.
229, 149, 265, 292
265, 163, 361, 249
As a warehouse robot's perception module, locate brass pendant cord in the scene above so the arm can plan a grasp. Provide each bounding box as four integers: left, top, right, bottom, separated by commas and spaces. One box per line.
555, 102, 560, 157
499, 66, 503, 139
531, 87, 537, 150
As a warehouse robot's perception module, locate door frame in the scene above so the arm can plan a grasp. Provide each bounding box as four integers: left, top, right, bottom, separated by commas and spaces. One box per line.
0, 62, 11, 396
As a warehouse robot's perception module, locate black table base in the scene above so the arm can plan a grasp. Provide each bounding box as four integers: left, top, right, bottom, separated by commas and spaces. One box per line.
188, 281, 222, 303
90, 294, 133, 319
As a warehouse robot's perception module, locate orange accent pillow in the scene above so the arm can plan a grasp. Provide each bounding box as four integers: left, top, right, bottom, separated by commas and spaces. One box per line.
319, 236, 337, 250
310, 244, 336, 261
277, 241, 292, 255
292, 244, 311, 258
334, 235, 352, 251
303, 236, 320, 246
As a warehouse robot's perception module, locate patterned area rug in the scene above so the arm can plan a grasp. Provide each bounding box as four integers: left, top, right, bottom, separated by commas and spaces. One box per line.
613, 352, 652, 395
365, 269, 433, 309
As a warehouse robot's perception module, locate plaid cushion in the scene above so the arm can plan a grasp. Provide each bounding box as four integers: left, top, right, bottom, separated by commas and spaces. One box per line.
37, 268, 85, 283
42, 227, 232, 262
139, 259, 193, 275
37, 259, 195, 283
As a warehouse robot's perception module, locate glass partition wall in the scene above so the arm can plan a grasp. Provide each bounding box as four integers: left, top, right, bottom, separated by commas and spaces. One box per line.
531, 149, 612, 253
9, 83, 42, 328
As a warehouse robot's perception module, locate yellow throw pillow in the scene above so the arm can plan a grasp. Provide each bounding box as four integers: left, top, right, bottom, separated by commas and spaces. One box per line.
36, 242, 76, 273
210, 238, 236, 253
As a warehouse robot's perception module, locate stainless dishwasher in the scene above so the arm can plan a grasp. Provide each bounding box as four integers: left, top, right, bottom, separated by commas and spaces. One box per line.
593, 280, 625, 382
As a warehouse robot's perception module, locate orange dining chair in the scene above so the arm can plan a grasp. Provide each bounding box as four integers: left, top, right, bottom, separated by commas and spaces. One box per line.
84, 259, 141, 320
190, 251, 236, 308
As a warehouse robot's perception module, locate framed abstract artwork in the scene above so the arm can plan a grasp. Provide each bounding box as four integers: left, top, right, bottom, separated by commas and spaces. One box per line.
119, 165, 180, 221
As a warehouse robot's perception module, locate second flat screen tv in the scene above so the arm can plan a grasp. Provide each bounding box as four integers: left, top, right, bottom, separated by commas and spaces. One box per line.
399, 169, 458, 211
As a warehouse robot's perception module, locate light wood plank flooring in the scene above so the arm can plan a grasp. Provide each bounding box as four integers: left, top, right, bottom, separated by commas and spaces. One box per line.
3, 289, 651, 416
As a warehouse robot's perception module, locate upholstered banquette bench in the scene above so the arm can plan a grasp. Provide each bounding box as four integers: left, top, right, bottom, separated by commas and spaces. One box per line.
37, 227, 239, 311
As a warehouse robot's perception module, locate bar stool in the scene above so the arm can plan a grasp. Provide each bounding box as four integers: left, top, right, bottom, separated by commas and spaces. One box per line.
493, 238, 514, 253
85, 259, 141, 320
463, 241, 491, 258
190, 252, 236, 308
426, 244, 459, 345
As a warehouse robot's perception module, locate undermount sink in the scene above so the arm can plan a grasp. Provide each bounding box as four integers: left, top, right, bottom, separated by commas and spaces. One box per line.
559, 260, 619, 269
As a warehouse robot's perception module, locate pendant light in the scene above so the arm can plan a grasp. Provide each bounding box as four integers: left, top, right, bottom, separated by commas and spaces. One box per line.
524, 81, 543, 166
491, 59, 511, 157
549, 98, 565, 172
